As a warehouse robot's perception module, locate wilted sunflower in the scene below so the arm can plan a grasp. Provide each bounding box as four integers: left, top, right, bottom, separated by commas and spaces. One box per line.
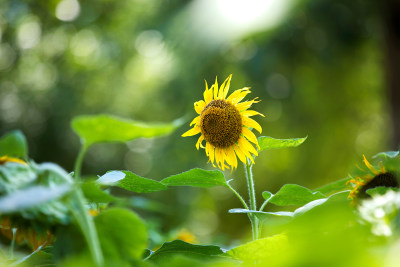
182, 75, 263, 170
347, 155, 399, 200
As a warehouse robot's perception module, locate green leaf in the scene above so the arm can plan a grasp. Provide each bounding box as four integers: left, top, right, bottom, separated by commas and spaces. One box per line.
366, 186, 399, 197
0, 130, 28, 159
262, 191, 273, 201
373, 151, 400, 159
229, 208, 293, 224
71, 114, 182, 147
97, 171, 167, 193
269, 184, 326, 206
146, 240, 224, 263
81, 181, 116, 203
95, 208, 148, 262
258, 136, 307, 153
226, 234, 288, 262
161, 168, 228, 188
293, 191, 350, 217
0, 185, 71, 213
313, 178, 350, 195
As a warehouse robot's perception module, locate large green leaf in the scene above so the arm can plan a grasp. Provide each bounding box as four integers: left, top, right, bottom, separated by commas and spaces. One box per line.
0, 185, 71, 213
71, 114, 182, 147
0, 130, 28, 159
97, 171, 167, 193
258, 136, 307, 152
269, 184, 326, 206
373, 151, 399, 159
146, 240, 224, 263
161, 168, 228, 188
81, 181, 116, 203
313, 178, 350, 195
226, 234, 288, 262
95, 208, 148, 262
229, 208, 293, 224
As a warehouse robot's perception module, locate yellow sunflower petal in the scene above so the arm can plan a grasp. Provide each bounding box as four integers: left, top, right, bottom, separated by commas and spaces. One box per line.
194, 100, 205, 114
190, 116, 200, 126
206, 142, 215, 166
0, 156, 26, 165
213, 77, 219, 100
238, 136, 258, 157
235, 98, 260, 111
204, 80, 213, 104
220, 74, 232, 100
363, 155, 379, 175
242, 117, 262, 134
241, 110, 265, 117
226, 88, 250, 104
196, 135, 204, 150
233, 144, 247, 164
225, 146, 237, 169
235, 142, 255, 164
182, 126, 201, 137
241, 127, 259, 148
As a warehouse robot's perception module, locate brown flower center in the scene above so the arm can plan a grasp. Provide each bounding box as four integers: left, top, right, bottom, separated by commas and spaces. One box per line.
199, 100, 242, 148
359, 172, 399, 198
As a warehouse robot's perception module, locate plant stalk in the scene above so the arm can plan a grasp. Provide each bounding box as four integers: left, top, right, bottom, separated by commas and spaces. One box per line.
244, 160, 259, 240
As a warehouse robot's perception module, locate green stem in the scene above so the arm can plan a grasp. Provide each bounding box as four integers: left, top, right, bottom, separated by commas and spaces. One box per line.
72, 144, 104, 266
74, 144, 88, 181
244, 160, 259, 240
226, 183, 249, 210
10, 228, 16, 260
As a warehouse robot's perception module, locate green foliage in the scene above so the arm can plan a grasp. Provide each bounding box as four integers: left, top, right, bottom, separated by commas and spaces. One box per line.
366, 186, 399, 196
161, 168, 228, 188
257, 136, 307, 153
95, 208, 148, 264
146, 240, 225, 264
268, 184, 326, 206
72, 114, 182, 147
226, 234, 288, 262
313, 177, 350, 195
373, 151, 400, 159
0, 130, 28, 159
81, 181, 116, 203
97, 171, 167, 193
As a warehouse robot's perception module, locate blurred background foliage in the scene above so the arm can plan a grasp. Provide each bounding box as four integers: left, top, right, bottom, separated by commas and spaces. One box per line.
0, 0, 397, 243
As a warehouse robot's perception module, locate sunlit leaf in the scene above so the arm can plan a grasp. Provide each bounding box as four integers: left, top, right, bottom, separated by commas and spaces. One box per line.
0, 185, 71, 213
293, 191, 350, 217
313, 178, 350, 195
81, 181, 116, 203
146, 240, 224, 263
97, 170, 167, 193
229, 208, 293, 223
0, 130, 28, 159
95, 208, 148, 262
97, 171, 167, 193
269, 184, 326, 206
366, 186, 399, 197
258, 136, 307, 153
262, 191, 273, 200
72, 114, 182, 147
373, 151, 400, 159
226, 234, 288, 261
161, 168, 228, 188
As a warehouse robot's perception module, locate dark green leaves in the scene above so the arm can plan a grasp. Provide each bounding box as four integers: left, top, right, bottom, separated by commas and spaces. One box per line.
268, 184, 326, 206
146, 240, 225, 263
95, 208, 148, 262
161, 168, 228, 188
258, 136, 307, 153
72, 114, 181, 147
97, 171, 167, 193
313, 178, 350, 195
0, 130, 28, 159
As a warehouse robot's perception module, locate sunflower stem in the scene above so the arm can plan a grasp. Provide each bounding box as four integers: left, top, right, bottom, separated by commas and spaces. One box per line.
72, 144, 104, 266
244, 160, 259, 240
227, 182, 249, 210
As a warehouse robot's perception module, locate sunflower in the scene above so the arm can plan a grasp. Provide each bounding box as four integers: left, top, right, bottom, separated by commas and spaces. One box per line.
182, 74, 263, 170
0, 155, 26, 165
347, 155, 399, 200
